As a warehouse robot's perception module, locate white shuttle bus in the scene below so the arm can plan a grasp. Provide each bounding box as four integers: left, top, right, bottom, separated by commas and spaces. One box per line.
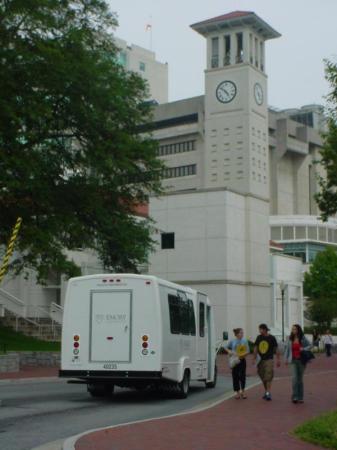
59, 274, 217, 398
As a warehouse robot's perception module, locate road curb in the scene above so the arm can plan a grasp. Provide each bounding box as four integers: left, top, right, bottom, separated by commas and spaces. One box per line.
62, 378, 261, 450
31, 438, 64, 450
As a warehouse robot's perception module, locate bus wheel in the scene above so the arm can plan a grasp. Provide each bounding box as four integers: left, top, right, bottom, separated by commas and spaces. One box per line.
88, 383, 114, 397
206, 365, 217, 388
177, 370, 190, 399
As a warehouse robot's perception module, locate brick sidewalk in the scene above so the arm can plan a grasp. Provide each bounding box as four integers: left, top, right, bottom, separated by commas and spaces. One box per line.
75, 354, 337, 450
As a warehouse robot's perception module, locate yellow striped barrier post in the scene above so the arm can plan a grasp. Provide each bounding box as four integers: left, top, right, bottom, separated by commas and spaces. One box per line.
0, 217, 23, 284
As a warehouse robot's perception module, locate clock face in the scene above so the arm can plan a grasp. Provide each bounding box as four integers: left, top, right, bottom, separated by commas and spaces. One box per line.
254, 82, 263, 105
216, 81, 237, 104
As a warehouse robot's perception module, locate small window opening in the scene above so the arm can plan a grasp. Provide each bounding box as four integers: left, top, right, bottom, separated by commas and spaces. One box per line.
224, 35, 231, 65
211, 37, 219, 68
236, 32, 243, 63
161, 232, 175, 249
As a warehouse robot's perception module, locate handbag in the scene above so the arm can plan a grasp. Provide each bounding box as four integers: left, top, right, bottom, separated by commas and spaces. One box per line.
228, 354, 240, 369
300, 349, 315, 365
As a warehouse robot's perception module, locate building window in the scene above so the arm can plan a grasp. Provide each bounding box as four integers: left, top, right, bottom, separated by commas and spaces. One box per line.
260, 41, 264, 71
161, 232, 175, 249
139, 61, 146, 71
308, 226, 317, 240
328, 228, 334, 243
211, 37, 219, 68
319, 227, 327, 242
295, 226, 306, 239
224, 35, 231, 65
117, 51, 127, 67
162, 164, 196, 179
255, 37, 258, 67
236, 32, 243, 63
157, 140, 195, 156
283, 226, 294, 240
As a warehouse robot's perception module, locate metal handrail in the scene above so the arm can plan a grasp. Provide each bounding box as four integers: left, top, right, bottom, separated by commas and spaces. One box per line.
49, 302, 63, 325
0, 288, 25, 307
50, 302, 63, 312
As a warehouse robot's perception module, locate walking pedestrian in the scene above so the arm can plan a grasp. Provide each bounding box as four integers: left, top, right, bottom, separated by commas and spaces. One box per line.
284, 324, 311, 403
322, 330, 333, 357
252, 323, 280, 401
227, 328, 250, 399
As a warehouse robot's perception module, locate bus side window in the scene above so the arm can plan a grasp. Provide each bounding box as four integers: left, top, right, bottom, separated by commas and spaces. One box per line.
188, 299, 196, 336
168, 294, 180, 334
199, 302, 205, 337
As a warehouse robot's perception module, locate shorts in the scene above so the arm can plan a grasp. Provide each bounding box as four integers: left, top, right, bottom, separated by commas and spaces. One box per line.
257, 359, 274, 383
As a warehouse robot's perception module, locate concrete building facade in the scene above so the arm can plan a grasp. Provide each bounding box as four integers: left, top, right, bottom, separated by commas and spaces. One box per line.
115, 37, 168, 104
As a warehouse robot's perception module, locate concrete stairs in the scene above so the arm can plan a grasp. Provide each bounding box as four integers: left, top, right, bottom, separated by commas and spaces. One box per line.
0, 311, 61, 342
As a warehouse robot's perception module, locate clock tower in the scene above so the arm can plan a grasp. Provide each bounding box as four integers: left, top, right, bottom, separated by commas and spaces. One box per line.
191, 11, 280, 198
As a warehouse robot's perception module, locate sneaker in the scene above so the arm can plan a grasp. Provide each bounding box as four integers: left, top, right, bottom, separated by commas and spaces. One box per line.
262, 393, 267, 399
292, 398, 298, 404
265, 393, 272, 401
297, 399, 304, 403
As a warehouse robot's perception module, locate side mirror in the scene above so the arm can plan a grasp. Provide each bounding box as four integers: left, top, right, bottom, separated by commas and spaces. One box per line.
223, 331, 228, 341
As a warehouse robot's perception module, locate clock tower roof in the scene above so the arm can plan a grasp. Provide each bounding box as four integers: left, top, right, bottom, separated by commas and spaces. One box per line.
191, 10, 281, 40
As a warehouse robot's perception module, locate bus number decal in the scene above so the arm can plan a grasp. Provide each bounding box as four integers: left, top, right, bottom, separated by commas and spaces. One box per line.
103, 363, 117, 370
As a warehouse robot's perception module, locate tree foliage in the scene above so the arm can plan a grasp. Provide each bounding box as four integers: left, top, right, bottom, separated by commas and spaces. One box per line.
316, 59, 337, 220
0, 0, 163, 281
304, 247, 337, 328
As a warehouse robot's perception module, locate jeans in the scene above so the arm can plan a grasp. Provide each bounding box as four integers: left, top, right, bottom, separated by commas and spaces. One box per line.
232, 359, 246, 392
325, 344, 332, 357
291, 359, 305, 400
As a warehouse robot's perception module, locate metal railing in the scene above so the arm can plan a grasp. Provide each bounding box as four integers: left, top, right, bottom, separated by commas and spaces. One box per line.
49, 302, 63, 325
211, 56, 219, 68
223, 55, 231, 66
0, 288, 60, 338
0, 288, 27, 318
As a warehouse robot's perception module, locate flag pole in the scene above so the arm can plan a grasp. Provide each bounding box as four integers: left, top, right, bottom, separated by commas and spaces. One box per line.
146, 16, 153, 51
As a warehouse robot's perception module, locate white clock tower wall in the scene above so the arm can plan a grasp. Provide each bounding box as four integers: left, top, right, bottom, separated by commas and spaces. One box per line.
204, 65, 269, 198
191, 13, 280, 200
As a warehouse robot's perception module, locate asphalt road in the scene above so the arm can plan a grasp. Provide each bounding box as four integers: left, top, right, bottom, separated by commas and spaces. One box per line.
0, 375, 247, 450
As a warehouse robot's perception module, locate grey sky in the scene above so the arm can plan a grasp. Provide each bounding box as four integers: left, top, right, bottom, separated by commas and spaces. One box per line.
108, 0, 337, 110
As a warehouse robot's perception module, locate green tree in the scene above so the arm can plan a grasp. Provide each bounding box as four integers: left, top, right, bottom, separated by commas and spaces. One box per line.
316, 59, 337, 220
304, 247, 337, 329
0, 0, 163, 282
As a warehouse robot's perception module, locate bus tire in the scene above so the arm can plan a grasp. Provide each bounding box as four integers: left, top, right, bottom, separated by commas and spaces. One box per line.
206, 365, 217, 388
177, 370, 190, 399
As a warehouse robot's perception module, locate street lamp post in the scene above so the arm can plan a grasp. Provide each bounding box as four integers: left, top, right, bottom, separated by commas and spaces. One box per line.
280, 281, 286, 342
